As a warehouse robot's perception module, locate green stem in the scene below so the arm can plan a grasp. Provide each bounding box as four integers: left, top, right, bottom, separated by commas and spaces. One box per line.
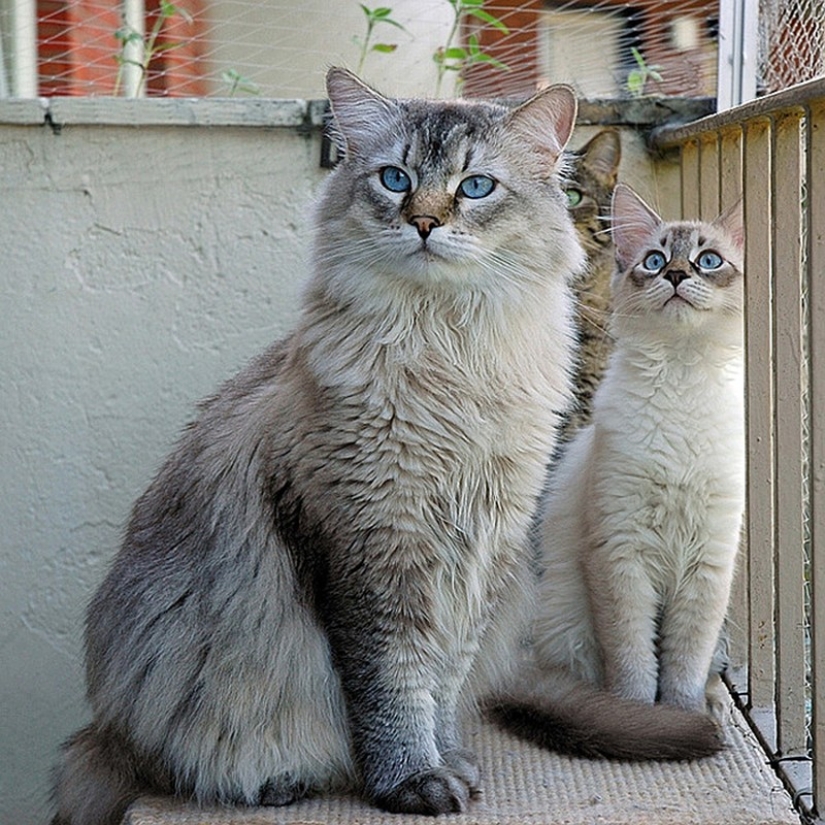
436, 2, 462, 96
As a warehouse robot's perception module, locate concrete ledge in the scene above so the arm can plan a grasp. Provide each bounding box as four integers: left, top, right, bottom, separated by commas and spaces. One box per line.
0, 96, 714, 130
0, 98, 329, 128
124, 706, 798, 825
0, 97, 50, 124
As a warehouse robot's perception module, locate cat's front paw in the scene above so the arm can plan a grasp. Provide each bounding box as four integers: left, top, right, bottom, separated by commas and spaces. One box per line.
376, 768, 472, 815
441, 748, 481, 795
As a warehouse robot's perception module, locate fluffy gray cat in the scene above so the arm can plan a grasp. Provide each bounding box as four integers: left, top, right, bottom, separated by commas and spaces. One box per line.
51, 68, 583, 823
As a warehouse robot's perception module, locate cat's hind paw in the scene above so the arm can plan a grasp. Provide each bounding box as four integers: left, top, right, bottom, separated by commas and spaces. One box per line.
376, 768, 473, 815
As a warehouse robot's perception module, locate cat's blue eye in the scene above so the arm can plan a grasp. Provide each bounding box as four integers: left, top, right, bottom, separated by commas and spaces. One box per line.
642, 251, 667, 271
565, 188, 583, 207
697, 251, 724, 270
459, 175, 496, 199
380, 166, 412, 193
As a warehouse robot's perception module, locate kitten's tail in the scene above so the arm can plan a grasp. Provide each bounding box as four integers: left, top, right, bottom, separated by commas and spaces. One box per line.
51, 723, 159, 825
487, 666, 723, 761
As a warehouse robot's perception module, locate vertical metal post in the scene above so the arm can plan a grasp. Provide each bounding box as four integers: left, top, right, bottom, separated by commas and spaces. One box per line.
10, 0, 37, 97
680, 139, 700, 219
743, 117, 775, 727
772, 110, 808, 760
121, 0, 146, 97
807, 98, 825, 822
716, 0, 758, 111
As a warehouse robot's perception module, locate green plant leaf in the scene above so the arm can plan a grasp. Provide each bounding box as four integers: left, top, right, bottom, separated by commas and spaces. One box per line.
371, 43, 398, 53
627, 69, 644, 96
467, 8, 509, 34
114, 28, 143, 45
151, 41, 185, 54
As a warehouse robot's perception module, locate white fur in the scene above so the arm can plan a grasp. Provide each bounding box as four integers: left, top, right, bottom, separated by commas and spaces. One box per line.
535, 194, 745, 717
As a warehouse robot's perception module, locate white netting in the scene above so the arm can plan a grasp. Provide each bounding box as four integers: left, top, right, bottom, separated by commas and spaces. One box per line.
0, 0, 721, 99
0, 1, 821, 101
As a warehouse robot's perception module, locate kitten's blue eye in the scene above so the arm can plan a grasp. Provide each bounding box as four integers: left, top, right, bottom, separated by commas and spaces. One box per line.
459, 175, 496, 199
380, 166, 412, 193
643, 251, 667, 271
565, 188, 583, 207
697, 251, 723, 270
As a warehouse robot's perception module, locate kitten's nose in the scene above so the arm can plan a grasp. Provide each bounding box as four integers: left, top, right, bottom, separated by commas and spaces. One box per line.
664, 269, 690, 286
410, 215, 441, 240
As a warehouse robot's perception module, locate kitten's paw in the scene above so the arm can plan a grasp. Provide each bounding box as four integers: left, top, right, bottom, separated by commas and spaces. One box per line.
376, 768, 472, 815
257, 776, 310, 807
705, 672, 733, 732
441, 748, 481, 796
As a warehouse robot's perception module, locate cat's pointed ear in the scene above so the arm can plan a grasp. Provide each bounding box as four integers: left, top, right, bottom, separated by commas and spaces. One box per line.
611, 183, 663, 268
714, 198, 745, 251
507, 84, 577, 170
581, 128, 622, 183
326, 67, 394, 157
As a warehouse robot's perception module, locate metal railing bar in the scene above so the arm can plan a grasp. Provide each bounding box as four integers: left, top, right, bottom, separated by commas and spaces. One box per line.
806, 99, 825, 822
743, 116, 777, 718
653, 77, 825, 149
698, 132, 720, 219
680, 138, 700, 219
772, 110, 809, 758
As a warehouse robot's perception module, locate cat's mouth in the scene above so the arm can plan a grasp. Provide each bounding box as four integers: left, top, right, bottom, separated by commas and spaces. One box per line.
664, 291, 696, 309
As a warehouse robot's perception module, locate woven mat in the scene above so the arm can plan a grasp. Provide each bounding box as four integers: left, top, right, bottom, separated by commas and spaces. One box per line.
125, 707, 799, 825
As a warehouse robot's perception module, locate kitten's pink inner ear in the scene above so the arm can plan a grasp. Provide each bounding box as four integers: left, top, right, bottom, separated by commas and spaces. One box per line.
509, 84, 577, 165
714, 199, 745, 251
612, 183, 663, 268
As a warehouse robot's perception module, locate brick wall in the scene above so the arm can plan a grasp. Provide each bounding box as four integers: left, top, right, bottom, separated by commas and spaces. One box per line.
37, 0, 208, 96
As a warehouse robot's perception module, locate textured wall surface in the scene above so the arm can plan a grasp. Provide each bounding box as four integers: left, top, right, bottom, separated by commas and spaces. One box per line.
0, 105, 673, 825
0, 114, 325, 824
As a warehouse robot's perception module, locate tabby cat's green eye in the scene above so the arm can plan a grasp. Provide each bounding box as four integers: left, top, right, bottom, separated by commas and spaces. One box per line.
697, 251, 723, 270
643, 251, 667, 271
459, 175, 496, 199
380, 166, 412, 193
565, 188, 583, 207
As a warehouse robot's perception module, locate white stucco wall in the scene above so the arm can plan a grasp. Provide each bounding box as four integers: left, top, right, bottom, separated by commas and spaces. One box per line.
0, 102, 328, 824
0, 97, 678, 824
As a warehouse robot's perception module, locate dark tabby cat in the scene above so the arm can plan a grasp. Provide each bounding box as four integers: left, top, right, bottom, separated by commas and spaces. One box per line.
559, 128, 622, 440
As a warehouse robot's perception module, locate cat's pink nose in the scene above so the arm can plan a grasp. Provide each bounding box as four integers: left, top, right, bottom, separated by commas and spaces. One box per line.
410, 215, 441, 240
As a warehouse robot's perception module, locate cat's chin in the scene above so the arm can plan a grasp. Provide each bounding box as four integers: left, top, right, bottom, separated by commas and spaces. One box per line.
660, 295, 711, 322
396, 248, 485, 287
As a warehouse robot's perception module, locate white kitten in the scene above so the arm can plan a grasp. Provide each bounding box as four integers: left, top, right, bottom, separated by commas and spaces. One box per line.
490, 185, 743, 758
537, 182, 745, 710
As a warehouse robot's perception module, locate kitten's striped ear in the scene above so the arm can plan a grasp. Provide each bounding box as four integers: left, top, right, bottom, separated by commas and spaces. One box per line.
507, 84, 577, 170
611, 183, 663, 269
325, 67, 394, 157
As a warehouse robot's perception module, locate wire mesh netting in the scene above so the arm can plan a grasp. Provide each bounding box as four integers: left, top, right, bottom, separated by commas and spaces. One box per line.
758, 0, 825, 94
0, 2, 823, 100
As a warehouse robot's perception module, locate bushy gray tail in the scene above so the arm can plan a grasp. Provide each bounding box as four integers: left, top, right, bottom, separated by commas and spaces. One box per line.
51, 723, 162, 825
487, 667, 723, 761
